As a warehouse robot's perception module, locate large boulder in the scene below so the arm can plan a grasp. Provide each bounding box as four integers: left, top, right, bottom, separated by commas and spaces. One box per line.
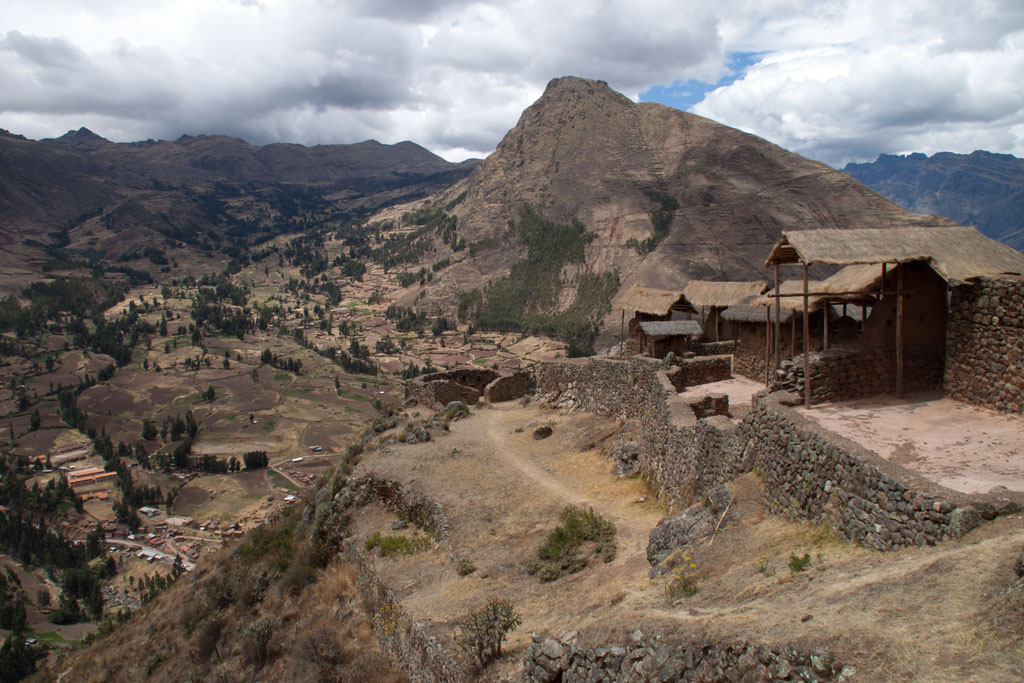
646, 485, 732, 565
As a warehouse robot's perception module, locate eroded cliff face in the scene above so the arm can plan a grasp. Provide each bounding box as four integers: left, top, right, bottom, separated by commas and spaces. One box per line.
398, 76, 955, 345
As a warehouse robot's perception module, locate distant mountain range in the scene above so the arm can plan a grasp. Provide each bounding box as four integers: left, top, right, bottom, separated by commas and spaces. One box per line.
0, 127, 477, 284
843, 151, 1024, 252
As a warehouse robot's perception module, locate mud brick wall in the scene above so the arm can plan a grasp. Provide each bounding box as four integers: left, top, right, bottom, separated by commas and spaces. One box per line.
771, 345, 944, 404
742, 393, 992, 550
944, 276, 1024, 414
523, 630, 848, 682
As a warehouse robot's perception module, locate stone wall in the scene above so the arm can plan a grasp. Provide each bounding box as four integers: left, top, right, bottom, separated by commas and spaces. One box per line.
535, 357, 749, 509
692, 340, 737, 356
344, 544, 468, 683
535, 358, 1017, 549
771, 344, 944, 404
483, 370, 531, 403
944, 276, 1024, 414
523, 630, 848, 682
743, 393, 1006, 550
665, 355, 732, 391
405, 369, 501, 407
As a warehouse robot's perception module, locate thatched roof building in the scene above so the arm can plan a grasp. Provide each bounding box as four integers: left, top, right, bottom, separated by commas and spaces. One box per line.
615, 284, 690, 316
765, 226, 1024, 284
681, 280, 768, 309
638, 320, 703, 338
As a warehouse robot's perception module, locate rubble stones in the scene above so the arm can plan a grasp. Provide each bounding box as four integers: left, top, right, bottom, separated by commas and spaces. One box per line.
522, 632, 850, 682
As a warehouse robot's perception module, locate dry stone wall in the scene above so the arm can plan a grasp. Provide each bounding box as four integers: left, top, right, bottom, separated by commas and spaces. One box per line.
771, 345, 944, 404
522, 630, 849, 682
944, 276, 1024, 414
535, 358, 1016, 549
666, 355, 732, 390
406, 368, 528, 408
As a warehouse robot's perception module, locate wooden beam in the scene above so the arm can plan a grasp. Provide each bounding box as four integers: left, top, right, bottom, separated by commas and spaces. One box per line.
896, 263, 904, 396
803, 263, 811, 409
619, 309, 624, 357
764, 305, 771, 386
790, 311, 796, 358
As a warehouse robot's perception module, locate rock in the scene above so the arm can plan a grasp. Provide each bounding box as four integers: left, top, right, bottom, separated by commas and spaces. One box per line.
533, 424, 553, 440
1015, 548, 1024, 579
390, 519, 408, 530
647, 504, 716, 565
440, 400, 470, 422
541, 638, 564, 659
612, 439, 640, 476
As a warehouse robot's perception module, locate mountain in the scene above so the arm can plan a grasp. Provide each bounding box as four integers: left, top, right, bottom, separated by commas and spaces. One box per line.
0, 128, 477, 287
843, 151, 1024, 252
386, 76, 956, 349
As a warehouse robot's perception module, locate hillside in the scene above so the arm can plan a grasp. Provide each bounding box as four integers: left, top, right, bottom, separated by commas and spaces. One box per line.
376, 76, 957, 351
0, 128, 476, 291
843, 151, 1024, 252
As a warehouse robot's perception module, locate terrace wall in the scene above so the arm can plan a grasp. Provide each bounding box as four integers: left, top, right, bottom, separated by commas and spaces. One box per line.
535, 357, 1009, 550
944, 276, 1024, 414
770, 344, 945, 404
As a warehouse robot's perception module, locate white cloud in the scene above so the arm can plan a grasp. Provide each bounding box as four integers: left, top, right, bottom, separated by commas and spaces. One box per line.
0, 0, 1022, 165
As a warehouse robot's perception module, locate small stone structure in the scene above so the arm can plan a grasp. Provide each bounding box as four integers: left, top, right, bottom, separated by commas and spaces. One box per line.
522, 630, 848, 682
944, 276, 1024, 413
404, 368, 530, 408
665, 355, 732, 390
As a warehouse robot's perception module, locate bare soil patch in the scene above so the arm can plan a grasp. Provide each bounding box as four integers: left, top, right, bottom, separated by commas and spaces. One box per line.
803, 392, 1024, 494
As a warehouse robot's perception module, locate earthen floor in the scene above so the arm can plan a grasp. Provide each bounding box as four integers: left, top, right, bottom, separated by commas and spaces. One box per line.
799, 392, 1024, 495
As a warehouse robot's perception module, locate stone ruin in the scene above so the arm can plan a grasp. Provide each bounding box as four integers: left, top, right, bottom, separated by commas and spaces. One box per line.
404, 368, 531, 408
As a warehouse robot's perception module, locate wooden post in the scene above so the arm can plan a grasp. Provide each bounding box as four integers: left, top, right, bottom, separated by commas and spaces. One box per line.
790, 312, 796, 358
881, 263, 887, 297
774, 264, 781, 372
715, 309, 720, 342
620, 310, 624, 357
896, 263, 904, 396
861, 304, 867, 332
803, 263, 811, 408
764, 306, 771, 386
823, 299, 829, 351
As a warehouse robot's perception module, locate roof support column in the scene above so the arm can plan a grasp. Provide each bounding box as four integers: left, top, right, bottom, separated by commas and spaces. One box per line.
823, 299, 829, 351
896, 263, 904, 396
764, 306, 771, 387
803, 262, 811, 409
774, 264, 780, 373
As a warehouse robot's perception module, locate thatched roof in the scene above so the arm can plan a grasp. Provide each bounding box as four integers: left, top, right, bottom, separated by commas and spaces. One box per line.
753, 280, 827, 311
721, 301, 794, 323
639, 320, 703, 338
616, 284, 687, 315
765, 226, 1024, 285
682, 280, 768, 308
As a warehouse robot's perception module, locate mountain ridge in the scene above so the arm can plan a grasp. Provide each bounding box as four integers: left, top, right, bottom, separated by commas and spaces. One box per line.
843, 150, 1024, 251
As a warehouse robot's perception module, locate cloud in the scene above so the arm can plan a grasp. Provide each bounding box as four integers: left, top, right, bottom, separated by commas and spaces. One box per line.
0, 0, 1022, 165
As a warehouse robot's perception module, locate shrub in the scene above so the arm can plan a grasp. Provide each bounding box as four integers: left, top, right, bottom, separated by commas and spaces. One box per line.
528, 506, 617, 582
455, 599, 522, 669
243, 614, 281, 668
665, 556, 699, 603
789, 553, 811, 573
456, 558, 476, 576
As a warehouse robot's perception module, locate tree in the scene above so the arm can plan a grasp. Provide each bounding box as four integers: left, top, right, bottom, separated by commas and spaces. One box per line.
29, 409, 40, 432
455, 599, 521, 669
204, 386, 216, 402
243, 450, 268, 470
141, 419, 157, 441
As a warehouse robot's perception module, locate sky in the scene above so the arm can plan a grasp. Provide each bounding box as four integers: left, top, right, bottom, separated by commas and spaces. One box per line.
1, 0, 1023, 168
